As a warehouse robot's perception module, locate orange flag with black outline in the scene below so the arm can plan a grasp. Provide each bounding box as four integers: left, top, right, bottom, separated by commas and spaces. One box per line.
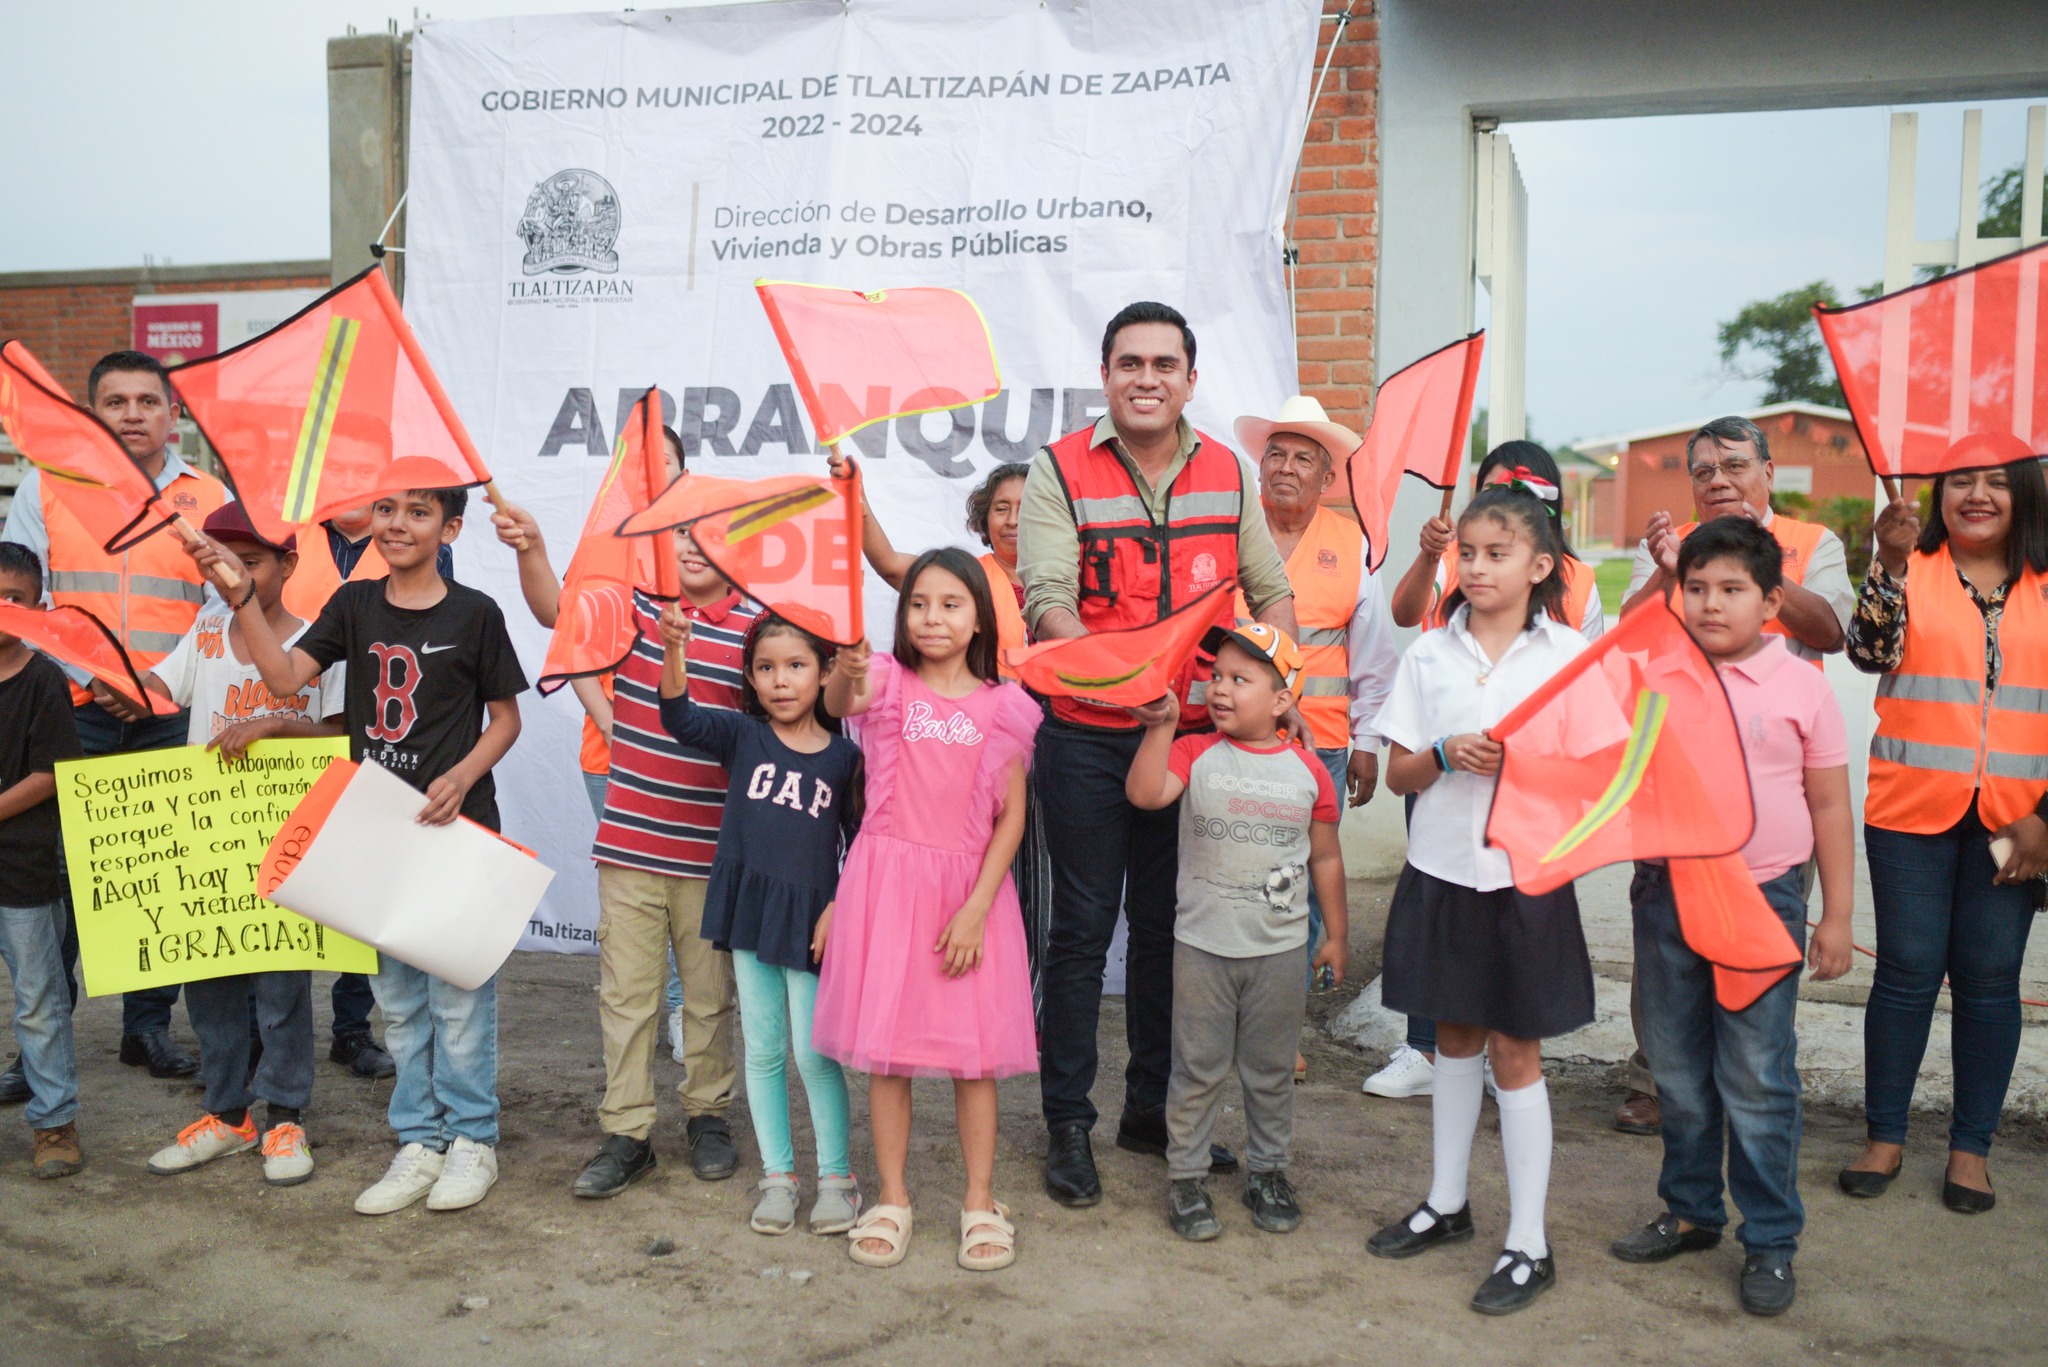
0, 602, 179, 717
1815, 241, 2048, 478
1002, 581, 1235, 709
1345, 331, 1485, 571
537, 389, 681, 695
1484, 600, 1802, 1010
754, 280, 1001, 447
0, 340, 174, 553
619, 471, 865, 646
168, 265, 492, 545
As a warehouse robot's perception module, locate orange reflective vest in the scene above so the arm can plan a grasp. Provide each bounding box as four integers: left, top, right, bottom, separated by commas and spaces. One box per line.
1043, 426, 1242, 729
1433, 552, 1599, 633
281, 528, 386, 622
41, 467, 228, 707
979, 551, 1027, 680
1865, 545, 2048, 834
1666, 514, 1828, 666
1242, 507, 1362, 750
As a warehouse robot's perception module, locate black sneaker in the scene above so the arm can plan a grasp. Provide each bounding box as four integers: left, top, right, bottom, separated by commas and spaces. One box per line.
329, 1032, 396, 1080
572, 1134, 657, 1198
1471, 1248, 1556, 1316
119, 1029, 198, 1079
1610, 1212, 1722, 1264
1242, 1170, 1302, 1233
684, 1115, 738, 1180
1114, 1106, 1239, 1173
1168, 1177, 1222, 1241
0, 1055, 28, 1105
1367, 1200, 1474, 1259
1044, 1123, 1102, 1208
1740, 1251, 1797, 1316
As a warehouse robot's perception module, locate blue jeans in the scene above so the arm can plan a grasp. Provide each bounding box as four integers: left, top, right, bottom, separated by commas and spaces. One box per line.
371, 961, 500, 1147
71, 701, 192, 1037
188, 971, 314, 1118
1305, 747, 1349, 984
331, 973, 376, 1040
732, 949, 849, 1177
0, 902, 78, 1129
1863, 813, 2037, 1157
1633, 863, 1808, 1252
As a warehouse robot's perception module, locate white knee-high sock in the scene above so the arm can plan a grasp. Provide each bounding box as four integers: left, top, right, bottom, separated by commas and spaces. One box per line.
1421, 1052, 1486, 1223
1496, 1076, 1553, 1259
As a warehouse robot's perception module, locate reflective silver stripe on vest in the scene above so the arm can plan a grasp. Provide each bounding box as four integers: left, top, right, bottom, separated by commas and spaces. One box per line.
126, 629, 187, 654
1186, 680, 1209, 704
1069, 494, 1150, 525
1297, 625, 1347, 648
1869, 734, 1978, 774
1985, 750, 2048, 781
129, 575, 205, 604
48, 570, 122, 594
1875, 672, 1980, 705
1993, 683, 2048, 715
1167, 491, 1241, 520
1298, 676, 1348, 697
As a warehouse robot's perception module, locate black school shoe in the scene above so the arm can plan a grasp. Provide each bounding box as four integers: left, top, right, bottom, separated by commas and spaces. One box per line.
573, 1134, 658, 1198
1610, 1212, 1722, 1263
1739, 1251, 1797, 1316
1168, 1178, 1223, 1241
1045, 1123, 1102, 1208
119, 1029, 198, 1079
1114, 1106, 1239, 1173
684, 1115, 739, 1180
1242, 1170, 1302, 1233
1471, 1248, 1556, 1316
1367, 1200, 1474, 1259
0, 1055, 29, 1104
1942, 1179, 1996, 1215
330, 1032, 397, 1080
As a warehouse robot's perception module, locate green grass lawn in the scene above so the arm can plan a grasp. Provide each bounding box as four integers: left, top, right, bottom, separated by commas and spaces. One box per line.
1593, 556, 1632, 618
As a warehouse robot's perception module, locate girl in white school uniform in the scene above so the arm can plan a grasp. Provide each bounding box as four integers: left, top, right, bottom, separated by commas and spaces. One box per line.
1365, 479, 1595, 1316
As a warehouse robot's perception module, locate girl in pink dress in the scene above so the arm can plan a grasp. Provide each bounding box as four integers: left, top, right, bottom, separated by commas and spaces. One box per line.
816, 547, 1040, 1273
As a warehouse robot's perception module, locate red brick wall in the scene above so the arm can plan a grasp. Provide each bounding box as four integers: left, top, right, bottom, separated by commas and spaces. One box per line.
1293, 5, 1378, 438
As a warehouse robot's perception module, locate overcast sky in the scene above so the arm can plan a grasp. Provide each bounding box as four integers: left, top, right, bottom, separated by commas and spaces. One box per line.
0, 4, 2040, 445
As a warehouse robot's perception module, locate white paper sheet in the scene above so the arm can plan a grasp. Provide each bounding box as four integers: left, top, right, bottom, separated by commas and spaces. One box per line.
267, 760, 556, 990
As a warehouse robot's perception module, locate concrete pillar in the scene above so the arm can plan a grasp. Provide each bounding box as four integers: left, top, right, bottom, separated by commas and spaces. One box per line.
327, 32, 408, 292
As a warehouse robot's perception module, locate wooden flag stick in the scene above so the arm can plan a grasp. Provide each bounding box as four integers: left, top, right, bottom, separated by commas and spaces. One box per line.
172, 513, 242, 593
482, 479, 529, 550
1881, 474, 1904, 504
1439, 486, 1455, 520
829, 443, 865, 642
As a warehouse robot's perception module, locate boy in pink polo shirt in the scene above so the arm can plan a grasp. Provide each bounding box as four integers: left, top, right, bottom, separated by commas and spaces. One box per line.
1610, 516, 1853, 1318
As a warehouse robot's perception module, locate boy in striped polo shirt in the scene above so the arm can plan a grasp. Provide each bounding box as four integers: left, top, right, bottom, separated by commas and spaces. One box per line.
496, 511, 752, 1195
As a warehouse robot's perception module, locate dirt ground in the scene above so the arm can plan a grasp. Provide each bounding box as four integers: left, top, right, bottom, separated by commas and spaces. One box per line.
3, 878, 2045, 1367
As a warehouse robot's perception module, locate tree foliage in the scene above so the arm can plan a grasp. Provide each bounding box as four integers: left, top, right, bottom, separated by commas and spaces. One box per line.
1717, 281, 1845, 407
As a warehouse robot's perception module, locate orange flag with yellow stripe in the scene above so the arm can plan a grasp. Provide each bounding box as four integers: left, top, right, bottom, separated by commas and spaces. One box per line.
0, 602, 179, 717
1002, 581, 1235, 708
168, 266, 492, 545
0, 340, 174, 553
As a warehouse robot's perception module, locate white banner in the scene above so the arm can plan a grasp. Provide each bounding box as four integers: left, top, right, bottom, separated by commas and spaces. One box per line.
406, 0, 1319, 949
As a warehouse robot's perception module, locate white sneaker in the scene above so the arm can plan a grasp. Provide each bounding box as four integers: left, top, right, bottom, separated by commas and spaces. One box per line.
668, 1005, 687, 1064
261, 1121, 315, 1187
426, 1136, 498, 1211
147, 1113, 258, 1174
1362, 1045, 1436, 1098
355, 1142, 446, 1215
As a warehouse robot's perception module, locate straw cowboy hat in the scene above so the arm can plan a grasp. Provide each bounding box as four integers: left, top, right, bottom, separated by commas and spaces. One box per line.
1233, 395, 1363, 464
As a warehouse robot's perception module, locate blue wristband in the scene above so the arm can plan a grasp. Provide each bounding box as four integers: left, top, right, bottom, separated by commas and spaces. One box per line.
1432, 737, 1450, 772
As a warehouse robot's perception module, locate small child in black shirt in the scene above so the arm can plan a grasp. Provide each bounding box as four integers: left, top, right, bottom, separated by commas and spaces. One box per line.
0, 543, 85, 1178
190, 479, 526, 1217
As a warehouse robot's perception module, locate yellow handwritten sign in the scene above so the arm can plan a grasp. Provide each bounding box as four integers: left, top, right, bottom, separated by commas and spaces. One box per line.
57, 739, 376, 995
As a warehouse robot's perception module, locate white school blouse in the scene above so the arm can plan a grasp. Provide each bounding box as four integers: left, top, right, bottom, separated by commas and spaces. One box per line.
1373, 606, 1587, 891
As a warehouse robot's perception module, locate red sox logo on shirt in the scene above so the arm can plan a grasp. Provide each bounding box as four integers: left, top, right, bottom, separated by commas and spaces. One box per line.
366, 642, 420, 742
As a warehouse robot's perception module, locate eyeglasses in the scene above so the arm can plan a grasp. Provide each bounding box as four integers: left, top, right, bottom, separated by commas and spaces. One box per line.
1690, 456, 1759, 485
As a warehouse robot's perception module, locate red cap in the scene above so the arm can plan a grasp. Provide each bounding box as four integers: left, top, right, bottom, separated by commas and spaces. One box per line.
202, 501, 296, 554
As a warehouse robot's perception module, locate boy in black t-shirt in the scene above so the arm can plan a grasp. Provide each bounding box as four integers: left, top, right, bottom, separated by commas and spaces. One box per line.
191, 479, 527, 1216
0, 544, 86, 1178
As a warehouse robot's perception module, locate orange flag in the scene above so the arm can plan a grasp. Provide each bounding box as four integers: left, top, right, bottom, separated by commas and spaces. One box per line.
0, 340, 173, 553
619, 472, 865, 646
1815, 242, 2048, 478
1484, 600, 1802, 1010
0, 602, 179, 717
1345, 331, 1486, 571
754, 280, 1001, 446
1003, 581, 1235, 708
536, 389, 681, 695
168, 266, 492, 546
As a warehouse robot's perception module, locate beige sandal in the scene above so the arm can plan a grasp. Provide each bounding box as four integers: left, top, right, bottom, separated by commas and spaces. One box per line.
957, 1201, 1015, 1272
846, 1203, 912, 1268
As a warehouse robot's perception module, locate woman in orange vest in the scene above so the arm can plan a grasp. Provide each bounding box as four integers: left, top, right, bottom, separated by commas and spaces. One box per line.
1839, 458, 2048, 1214
1387, 441, 1604, 641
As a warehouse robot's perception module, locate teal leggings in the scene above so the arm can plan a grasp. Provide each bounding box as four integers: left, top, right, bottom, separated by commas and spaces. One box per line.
733, 948, 850, 1177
